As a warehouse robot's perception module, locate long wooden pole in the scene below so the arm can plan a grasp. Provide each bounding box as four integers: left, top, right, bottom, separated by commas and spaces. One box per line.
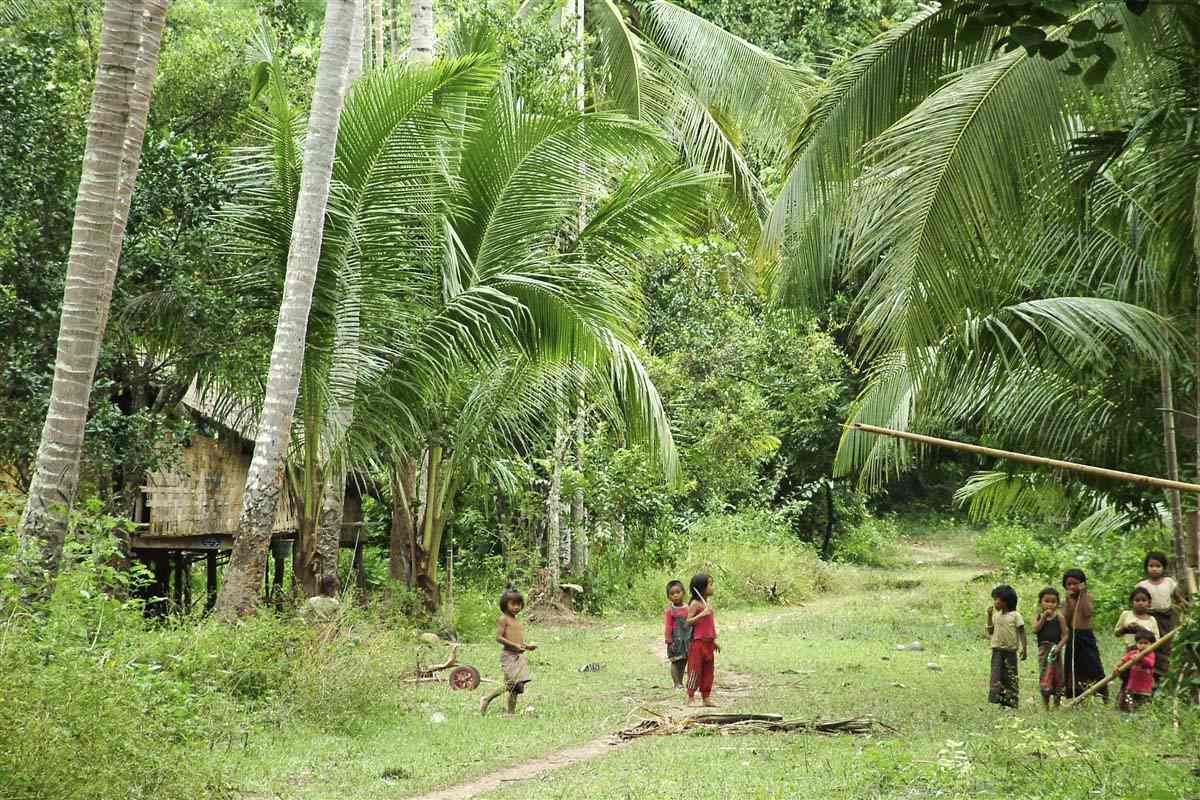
847, 423, 1200, 494
1066, 628, 1180, 708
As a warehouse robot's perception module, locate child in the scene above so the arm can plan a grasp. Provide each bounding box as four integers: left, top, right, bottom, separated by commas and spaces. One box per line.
1136, 551, 1186, 682
1062, 568, 1107, 701
1114, 587, 1159, 648
1034, 587, 1068, 709
686, 573, 720, 707
1117, 626, 1157, 712
664, 580, 691, 690
480, 588, 537, 716
986, 584, 1027, 708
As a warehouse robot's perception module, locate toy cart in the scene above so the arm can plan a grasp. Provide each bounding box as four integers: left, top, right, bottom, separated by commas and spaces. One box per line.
413, 642, 481, 690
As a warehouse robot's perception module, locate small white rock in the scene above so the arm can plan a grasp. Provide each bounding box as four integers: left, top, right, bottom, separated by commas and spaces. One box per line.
926, 662, 943, 672
430, 712, 447, 723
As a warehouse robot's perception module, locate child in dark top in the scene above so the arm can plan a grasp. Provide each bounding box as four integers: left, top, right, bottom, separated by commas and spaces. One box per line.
986, 584, 1027, 709
663, 580, 690, 690
1117, 626, 1157, 713
686, 573, 720, 707
1062, 568, 1107, 702
1033, 587, 1068, 709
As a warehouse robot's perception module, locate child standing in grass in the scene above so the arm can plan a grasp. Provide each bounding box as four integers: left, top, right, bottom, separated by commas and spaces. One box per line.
686, 573, 719, 707
1115, 587, 1159, 648
1034, 587, 1067, 709
1062, 568, 1107, 702
987, 584, 1027, 708
480, 588, 537, 716
1117, 627, 1157, 712
664, 580, 691, 690
1136, 551, 1186, 683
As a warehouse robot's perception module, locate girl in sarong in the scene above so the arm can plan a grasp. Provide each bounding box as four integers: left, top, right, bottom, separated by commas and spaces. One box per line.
1034, 587, 1068, 709
480, 588, 537, 715
1062, 569, 1107, 702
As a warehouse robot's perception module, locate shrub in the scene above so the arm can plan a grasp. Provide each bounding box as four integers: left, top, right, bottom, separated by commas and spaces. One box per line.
833, 515, 901, 567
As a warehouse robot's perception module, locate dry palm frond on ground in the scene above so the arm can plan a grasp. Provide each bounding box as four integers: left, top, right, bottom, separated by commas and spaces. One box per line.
617, 711, 893, 739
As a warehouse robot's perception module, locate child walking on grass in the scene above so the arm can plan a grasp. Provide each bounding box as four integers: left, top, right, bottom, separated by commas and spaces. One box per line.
1034, 587, 1067, 709
480, 588, 537, 716
664, 580, 691, 690
686, 573, 719, 707
987, 584, 1027, 708
1117, 626, 1157, 713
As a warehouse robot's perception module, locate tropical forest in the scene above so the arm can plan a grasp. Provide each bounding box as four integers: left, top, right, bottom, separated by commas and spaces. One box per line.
2, 0, 1200, 797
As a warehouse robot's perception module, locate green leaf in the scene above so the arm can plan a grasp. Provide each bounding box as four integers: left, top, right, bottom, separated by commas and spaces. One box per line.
1062, 61, 1082, 75
249, 61, 271, 104
1082, 60, 1109, 86
1124, 0, 1149, 15
1068, 20, 1097, 41
1037, 40, 1068, 60
1010, 25, 1045, 47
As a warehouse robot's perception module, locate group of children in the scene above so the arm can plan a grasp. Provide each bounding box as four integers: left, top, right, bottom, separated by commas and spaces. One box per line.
987, 551, 1186, 712
480, 573, 721, 716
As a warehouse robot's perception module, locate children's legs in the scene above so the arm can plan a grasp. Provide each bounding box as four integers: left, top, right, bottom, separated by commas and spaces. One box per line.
480, 686, 504, 715
506, 690, 518, 714
699, 652, 715, 702
670, 659, 686, 689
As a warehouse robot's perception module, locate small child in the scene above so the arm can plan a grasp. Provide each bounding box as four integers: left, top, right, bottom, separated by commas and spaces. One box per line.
480, 588, 537, 716
1136, 551, 1186, 683
987, 584, 1027, 709
664, 580, 691, 690
1114, 587, 1160, 648
1117, 627, 1157, 712
686, 573, 720, 707
1033, 587, 1068, 709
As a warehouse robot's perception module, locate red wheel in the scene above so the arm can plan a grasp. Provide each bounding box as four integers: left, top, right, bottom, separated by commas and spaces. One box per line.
449, 665, 480, 690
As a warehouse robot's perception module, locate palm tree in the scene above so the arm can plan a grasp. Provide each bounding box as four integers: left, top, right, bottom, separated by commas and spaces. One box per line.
17, 0, 169, 586
213, 0, 358, 619
767, 3, 1198, 576
409, 0, 434, 62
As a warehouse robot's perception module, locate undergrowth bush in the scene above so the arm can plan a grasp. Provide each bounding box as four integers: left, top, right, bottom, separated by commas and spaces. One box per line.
833, 515, 902, 567
975, 519, 1171, 625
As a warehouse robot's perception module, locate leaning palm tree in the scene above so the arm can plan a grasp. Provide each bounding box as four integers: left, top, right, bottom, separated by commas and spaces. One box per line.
17, 0, 169, 586
766, 2, 1197, 572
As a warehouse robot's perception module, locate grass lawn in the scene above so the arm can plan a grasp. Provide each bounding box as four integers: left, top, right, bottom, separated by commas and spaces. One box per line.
233, 527, 1199, 800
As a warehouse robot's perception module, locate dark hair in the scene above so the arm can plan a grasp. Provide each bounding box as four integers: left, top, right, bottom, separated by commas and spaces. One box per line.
499, 588, 525, 614
1132, 626, 1157, 643
319, 574, 340, 597
1038, 586, 1060, 602
689, 573, 711, 602
991, 584, 1019, 612
1144, 551, 1169, 572
1062, 569, 1087, 587
666, 580, 684, 597
1130, 587, 1152, 603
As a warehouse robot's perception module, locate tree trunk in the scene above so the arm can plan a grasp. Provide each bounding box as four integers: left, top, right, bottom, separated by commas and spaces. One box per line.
214, 0, 356, 619
315, 465, 346, 588
569, 405, 587, 574
1160, 365, 1189, 584
389, 0, 399, 59
545, 424, 568, 595
389, 459, 417, 585
18, 0, 167, 585
408, 0, 434, 64
371, 0, 384, 66
348, 0, 366, 79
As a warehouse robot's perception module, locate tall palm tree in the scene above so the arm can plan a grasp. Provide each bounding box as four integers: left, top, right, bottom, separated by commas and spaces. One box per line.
767, 3, 1198, 574
213, 0, 358, 619
17, 0, 169, 586
409, 0, 434, 62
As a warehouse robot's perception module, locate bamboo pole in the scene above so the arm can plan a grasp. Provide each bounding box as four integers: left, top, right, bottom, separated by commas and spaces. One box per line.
1066, 628, 1180, 708
847, 423, 1200, 494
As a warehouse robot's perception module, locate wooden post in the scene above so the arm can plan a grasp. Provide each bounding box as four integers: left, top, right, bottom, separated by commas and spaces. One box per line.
205, 551, 217, 612
172, 554, 185, 613
848, 423, 1200, 494
151, 553, 170, 617
353, 541, 366, 591
273, 539, 287, 606
1067, 628, 1181, 707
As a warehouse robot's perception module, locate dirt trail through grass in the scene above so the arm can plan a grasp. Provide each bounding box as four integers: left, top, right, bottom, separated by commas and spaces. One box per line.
405, 536, 983, 800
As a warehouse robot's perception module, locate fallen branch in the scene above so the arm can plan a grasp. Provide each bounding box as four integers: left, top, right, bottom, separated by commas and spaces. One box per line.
1067, 628, 1179, 708
617, 712, 891, 740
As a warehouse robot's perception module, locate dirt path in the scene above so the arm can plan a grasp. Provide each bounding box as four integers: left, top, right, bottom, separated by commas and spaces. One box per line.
405, 734, 629, 800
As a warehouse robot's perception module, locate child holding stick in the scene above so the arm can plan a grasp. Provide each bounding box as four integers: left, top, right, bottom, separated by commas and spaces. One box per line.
1117, 627, 1157, 712
1034, 587, 1068, 709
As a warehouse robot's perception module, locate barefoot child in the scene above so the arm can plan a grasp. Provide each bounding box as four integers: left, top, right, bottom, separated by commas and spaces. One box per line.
1062, 569, 1107, 702
664, 580, 690, 690
1034, 587, 1068, 709
1114, 587, 1159, 648
686, 573, 720, 707
1136, 551, 1186, 683
987, 584, 1027, 708
480, 588, 537, 716
1117, 626, 1157, 712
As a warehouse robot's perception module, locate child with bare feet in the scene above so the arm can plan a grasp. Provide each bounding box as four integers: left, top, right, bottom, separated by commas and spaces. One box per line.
664, 580, 691, 690
480, 588, 537, 716
686, 573, 720, 707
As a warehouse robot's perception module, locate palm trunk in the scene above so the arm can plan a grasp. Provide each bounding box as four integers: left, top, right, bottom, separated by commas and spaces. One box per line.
371, 0, 384, 66
569, 403, 588, 574
214, 0, 356, 619
389, 459, 417, 585
18, 0, 165, 583
389, 0, 399, 59
1159, 365, 1189, 584
408, 0, 434, 64
348, 0, 366, 81
545, 424, 568, 594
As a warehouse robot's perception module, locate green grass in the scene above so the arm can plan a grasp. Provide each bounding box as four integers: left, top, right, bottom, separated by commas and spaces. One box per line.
230, 526, 1199, 800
